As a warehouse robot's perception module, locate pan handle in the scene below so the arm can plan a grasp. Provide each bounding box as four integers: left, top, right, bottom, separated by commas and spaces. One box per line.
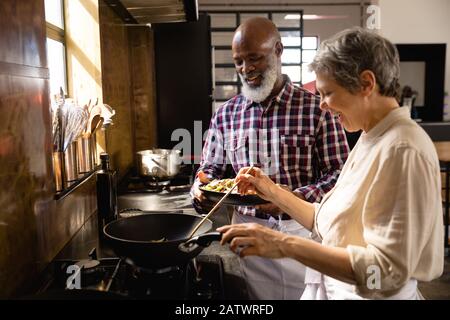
189, 231, 222, 247
178, 231, 222, 253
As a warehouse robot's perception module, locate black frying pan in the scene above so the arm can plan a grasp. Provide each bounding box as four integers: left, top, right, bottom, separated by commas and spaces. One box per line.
103, 213, 221, 269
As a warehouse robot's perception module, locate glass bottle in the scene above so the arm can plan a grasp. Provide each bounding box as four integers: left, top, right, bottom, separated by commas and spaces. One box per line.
96, 152, 117, 238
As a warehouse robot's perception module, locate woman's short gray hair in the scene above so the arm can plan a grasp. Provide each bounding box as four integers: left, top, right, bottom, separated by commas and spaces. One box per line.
309, 27, 400, 98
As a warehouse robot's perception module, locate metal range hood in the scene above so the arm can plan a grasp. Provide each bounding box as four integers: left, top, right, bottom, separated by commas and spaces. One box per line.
103, 0, 199, 25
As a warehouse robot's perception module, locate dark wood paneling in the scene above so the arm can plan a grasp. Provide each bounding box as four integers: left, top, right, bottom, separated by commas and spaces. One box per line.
0, 1, 47, 68
0, 0, 97, 298
0, 0, 51, 297
0, 61, 49, 78
129, 27, 157, 152
99, 1, 135, 178
35, 176, 97, 270
153, 14, 213, 156
0, 73, 53, 298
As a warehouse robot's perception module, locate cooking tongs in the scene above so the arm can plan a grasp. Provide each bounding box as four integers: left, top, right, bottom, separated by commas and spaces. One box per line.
188, 165, 254, 239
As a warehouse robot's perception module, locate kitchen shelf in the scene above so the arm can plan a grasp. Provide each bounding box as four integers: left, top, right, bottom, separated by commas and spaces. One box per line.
54, 166, 100, 201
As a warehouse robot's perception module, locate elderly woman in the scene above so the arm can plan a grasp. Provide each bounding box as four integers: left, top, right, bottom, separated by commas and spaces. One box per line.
218, 27, 444, 300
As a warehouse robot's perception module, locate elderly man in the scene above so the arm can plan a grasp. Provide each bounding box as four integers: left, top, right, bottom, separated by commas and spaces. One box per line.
191, 17, 349, 299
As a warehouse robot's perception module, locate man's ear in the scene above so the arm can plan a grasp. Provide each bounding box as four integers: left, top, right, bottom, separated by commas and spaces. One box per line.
275, 41, 283, 57
359, 70, 376, 96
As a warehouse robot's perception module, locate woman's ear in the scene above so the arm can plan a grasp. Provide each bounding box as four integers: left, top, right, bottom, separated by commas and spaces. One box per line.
359, 70, 376, 96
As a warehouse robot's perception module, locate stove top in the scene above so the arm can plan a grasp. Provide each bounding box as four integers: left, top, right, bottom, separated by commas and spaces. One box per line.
120, 165, 195, 194
40, 249, 225, 300
116, 166, 197, 214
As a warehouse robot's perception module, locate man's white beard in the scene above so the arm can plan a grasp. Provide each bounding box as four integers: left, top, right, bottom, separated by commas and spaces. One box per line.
239, 57, 279, 103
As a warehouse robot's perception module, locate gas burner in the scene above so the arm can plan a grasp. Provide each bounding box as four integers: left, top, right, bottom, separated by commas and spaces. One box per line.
126, 175, 171, 193
133, 264, 181, 275
125, 259, 184, 277
41, 249, 226, 299
117, 259, 189, 299
120, 166, 194, 195
129, 175, 170, 184
75, 259, 100, 272
65, 258, 104, 288
144, 178, 171, 186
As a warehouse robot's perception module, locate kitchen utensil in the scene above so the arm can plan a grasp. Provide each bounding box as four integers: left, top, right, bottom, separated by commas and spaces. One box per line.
76, 133, 93, 173
52, 151, 64, 192
87, 114, 103, 167
57, 102, 65, 152
90, 130, 98, 166
136, 149, 182, 179
189, 166, 254, 239
101, 104, 115, 126
63, 103, 87, 151
91, 117, 103, 161
90, 114, 101, 134
92, 117, 103, 135
103, 212, 221, 269
63, 141, 78, 185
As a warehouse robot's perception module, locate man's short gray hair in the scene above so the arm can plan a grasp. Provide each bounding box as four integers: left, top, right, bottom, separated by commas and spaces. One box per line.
309, 27, 400, 98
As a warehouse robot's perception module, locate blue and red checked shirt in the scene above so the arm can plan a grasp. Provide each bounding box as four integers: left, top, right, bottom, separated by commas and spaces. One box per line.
192, 75, 349, 219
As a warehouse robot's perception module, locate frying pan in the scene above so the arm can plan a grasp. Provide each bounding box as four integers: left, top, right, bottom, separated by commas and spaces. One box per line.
103, 212, 221, 269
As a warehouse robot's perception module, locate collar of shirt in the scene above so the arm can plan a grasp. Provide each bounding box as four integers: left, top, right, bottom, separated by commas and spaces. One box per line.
361, 107, 410, 143
243, 74, 294, 111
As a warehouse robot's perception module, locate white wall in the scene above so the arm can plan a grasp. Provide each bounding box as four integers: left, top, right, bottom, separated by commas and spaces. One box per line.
379, 0, 450, 96
303, 5, 361, 41
201, 0, 449, 117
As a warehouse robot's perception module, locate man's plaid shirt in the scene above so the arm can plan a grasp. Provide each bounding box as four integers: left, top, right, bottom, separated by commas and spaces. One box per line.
192, 76, 349, 219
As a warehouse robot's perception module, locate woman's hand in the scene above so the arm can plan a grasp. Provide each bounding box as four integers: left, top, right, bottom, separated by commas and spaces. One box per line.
236, 167, 278, 202
217, 223, 287, 259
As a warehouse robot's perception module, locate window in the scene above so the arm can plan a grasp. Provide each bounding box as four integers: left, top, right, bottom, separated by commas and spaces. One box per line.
206, 11, 318, 110
45, 0, 68, 97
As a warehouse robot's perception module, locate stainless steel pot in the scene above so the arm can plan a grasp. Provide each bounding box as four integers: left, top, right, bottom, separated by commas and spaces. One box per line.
137, 149, 182, 179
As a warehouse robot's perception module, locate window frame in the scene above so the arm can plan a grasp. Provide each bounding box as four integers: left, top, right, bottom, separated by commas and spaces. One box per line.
45, 0, 69, 97
204, 10, 319, 106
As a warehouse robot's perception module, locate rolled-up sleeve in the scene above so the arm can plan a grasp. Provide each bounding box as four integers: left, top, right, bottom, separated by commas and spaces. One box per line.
346, 145, 444, 298
310, 202, 323, 242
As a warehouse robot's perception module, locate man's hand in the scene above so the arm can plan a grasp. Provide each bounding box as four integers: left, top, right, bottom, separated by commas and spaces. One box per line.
192, 170, 216, 214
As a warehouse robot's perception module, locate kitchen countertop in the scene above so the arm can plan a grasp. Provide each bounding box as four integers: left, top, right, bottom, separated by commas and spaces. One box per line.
434, 141, 450, 162
47, 189, 249, 300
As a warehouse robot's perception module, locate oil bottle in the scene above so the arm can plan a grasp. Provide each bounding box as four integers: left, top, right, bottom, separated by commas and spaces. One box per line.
96, 152, 117, 239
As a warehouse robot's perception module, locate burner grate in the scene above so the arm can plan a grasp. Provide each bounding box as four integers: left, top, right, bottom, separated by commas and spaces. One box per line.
44, 252, 225, 300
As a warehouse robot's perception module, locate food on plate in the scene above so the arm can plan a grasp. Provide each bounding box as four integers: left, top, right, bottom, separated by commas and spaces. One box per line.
201, 178, 256, 195
202, 178, 236, 192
